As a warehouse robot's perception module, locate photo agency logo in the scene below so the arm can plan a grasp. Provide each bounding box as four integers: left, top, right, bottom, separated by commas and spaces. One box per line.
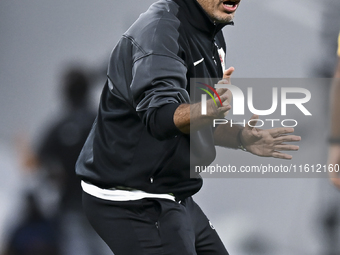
197, 81, 312, 128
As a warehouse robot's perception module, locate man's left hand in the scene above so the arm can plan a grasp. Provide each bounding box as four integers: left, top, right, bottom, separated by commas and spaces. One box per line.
240, 114, 301, 160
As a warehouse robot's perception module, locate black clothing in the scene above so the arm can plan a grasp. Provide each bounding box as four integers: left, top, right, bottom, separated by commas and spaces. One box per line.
83, 193, 229, 255
76, 0, 232, 201
38, 108, 96, 211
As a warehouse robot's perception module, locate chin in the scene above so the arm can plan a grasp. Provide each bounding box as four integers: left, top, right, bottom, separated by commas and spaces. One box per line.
214, 14, 234, 24
212, 11, 235, 23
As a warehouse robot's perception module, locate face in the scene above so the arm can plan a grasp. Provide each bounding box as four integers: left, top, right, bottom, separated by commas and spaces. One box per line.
197, 0, 241, 24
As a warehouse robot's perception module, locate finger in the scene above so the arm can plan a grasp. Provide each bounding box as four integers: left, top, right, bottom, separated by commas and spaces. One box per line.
274, 144, 300, 151
269, 127, 295, 137
217, 105, 231, 114
215, 88, 228, 104
217, 79, 229, 84
216, 88, 228, 96
246, 114, 259, 130
219, 89, 231, 98
217, 89, 232, 106
272, 152, 293, 160
219, 94, 229, 104
274, 135, 301, 144
223, 67, 235, 79
207, 88, 228, 107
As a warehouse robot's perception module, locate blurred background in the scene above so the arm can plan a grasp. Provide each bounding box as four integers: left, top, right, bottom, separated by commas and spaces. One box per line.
1, 0, 340, 254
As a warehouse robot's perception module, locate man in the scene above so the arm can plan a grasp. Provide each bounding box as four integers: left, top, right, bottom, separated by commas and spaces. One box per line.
328, 32, 340, 190
33, 68, 111, 255
76, 0, 301, 254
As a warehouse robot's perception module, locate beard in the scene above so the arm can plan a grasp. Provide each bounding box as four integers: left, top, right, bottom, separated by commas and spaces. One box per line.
212, 12, 235, 24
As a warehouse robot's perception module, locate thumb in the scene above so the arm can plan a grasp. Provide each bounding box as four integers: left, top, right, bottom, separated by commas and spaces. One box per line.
223, 67, 235, 79
246, 114, 259, 131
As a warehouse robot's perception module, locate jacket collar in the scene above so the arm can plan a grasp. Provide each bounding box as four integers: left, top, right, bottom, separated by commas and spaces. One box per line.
173, 0, 234, 38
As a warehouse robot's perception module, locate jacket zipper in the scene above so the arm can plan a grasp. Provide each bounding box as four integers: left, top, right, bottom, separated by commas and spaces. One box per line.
211, 23, 219, 66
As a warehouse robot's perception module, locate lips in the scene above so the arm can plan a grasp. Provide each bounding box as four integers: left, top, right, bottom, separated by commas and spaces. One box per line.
222, 0, 240, 13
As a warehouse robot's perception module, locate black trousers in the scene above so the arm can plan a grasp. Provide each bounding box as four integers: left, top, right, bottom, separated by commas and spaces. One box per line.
83, 192, 229, 255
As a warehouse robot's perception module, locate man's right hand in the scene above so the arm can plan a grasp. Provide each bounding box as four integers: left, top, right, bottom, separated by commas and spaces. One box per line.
173, 67, 234, 133
204, 67, 234, 118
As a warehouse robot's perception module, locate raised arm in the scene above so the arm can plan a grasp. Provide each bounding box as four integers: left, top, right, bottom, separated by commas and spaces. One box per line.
173, 67, 234, 134
174, 66, 301, 160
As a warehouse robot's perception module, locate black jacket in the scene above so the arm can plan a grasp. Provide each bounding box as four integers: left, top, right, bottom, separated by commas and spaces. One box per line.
76, 0, 232, 200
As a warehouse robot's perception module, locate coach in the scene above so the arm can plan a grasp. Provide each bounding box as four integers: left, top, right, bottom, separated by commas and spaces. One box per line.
76, 0, 301, 254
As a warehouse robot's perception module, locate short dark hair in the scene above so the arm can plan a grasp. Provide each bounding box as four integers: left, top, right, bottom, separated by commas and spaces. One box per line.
63, 68, 90, 108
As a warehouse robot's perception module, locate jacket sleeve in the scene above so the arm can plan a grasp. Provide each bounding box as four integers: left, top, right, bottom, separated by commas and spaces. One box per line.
131, 54, 189, 140
129, 19, 190, 140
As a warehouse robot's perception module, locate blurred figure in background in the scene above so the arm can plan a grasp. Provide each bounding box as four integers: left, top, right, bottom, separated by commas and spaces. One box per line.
319, 32, 340, 255
328, 32, 340, 190
7, 66, 111, 255
2, 193, 60, 255
311, 2, 340, 254
34, 66, 112, 255
37, 67, 95, 214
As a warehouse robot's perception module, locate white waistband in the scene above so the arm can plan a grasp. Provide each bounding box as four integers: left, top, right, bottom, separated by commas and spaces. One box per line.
81, 180, 175, 202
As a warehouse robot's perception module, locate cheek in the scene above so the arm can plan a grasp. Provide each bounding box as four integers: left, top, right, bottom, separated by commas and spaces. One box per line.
205, 2, 215, 14
214, 3, 226, 15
